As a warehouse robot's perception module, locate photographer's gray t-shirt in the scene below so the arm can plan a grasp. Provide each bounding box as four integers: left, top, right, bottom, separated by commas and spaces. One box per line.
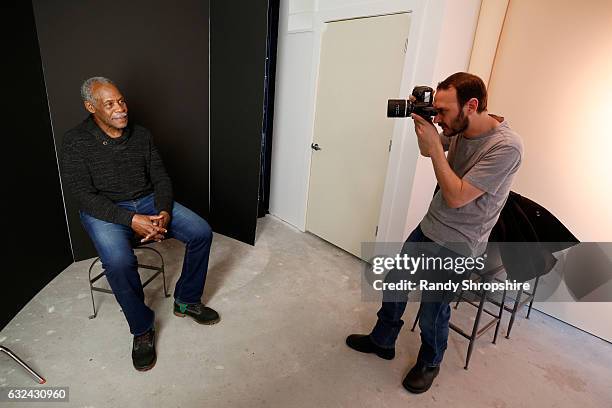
419, 116, 523, 257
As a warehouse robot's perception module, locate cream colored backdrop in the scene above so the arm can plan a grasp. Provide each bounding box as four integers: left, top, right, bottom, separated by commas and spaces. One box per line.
481, 0, 612, 341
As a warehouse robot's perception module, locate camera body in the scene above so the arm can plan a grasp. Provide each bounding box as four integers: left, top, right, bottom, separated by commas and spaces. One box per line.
387, 86, 438, 121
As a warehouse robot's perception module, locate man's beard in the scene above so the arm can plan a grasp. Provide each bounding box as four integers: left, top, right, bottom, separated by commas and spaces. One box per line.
442, 110, 469, 137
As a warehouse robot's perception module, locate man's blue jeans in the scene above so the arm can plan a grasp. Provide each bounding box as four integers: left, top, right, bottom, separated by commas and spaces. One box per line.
80, 193, 212, 336
369, 225, 458, 367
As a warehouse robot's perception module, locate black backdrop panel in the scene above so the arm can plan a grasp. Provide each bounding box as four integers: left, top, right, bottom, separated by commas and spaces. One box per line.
1, 1, 73, 330
32, 0, 210, 261
210, 1, 269, 244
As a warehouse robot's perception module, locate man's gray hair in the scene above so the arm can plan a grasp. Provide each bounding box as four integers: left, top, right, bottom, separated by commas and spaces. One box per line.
81, 76, 114, 103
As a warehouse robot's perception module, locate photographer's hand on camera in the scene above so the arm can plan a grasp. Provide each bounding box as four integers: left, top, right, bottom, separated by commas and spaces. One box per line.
412, 113, 443, 158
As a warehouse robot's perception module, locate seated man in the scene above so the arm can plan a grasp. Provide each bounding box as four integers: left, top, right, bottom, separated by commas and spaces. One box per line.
61, 76, 219, 371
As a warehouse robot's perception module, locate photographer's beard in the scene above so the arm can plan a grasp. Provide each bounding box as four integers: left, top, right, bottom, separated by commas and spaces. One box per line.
440, 108, 469, 137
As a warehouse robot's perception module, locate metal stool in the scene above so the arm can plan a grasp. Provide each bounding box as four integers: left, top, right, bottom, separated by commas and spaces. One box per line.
88, 245, 170, 319
491, 273, 540, 338
411, 244, 507, 370
0, 346, 45, 384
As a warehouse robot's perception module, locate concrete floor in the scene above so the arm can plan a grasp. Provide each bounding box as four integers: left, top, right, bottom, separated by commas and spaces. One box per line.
0, 216, 610, 408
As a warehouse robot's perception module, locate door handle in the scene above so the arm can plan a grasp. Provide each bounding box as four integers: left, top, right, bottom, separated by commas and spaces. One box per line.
311, 143, 322, 151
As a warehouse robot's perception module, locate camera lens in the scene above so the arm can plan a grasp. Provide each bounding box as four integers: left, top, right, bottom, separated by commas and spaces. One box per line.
387, 99, 409, 118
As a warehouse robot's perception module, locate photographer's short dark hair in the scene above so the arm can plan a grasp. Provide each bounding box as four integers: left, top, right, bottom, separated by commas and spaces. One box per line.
437, 72, 488, 113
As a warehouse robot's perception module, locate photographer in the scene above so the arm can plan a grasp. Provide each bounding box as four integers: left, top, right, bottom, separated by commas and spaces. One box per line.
346, 72, 523, 393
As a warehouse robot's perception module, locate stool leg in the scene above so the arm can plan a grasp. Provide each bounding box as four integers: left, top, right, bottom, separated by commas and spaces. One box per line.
465, 288, 486, 370
411, 303, 422, 332
88, 259, 99, 320
454, 288, 464, 310
145, 247, 170, 298
493, 288, 507, 344
454, 271, 475, 310
526, 276, 539, 319
89, 288, 97, 320
161, 262, 170, 298
0, 346, 46, 384
506, 287, 522, 339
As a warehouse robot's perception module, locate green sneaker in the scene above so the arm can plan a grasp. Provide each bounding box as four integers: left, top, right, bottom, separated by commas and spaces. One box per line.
173, 301, 220, 325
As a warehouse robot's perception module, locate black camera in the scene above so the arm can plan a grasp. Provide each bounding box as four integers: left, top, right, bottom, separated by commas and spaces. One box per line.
387, 86, 437, 121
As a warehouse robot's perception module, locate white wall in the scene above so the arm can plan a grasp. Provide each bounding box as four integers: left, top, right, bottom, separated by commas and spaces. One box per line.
400, 0, 481, 239
467, 0, 510, 86
270, 0, 481, 240
287, 0, 315, 32
269, 0, 315, 228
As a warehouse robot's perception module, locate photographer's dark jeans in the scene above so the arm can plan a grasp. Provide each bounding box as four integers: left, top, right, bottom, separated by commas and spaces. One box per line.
80, 193, 212, 336
369, 225, 457, 367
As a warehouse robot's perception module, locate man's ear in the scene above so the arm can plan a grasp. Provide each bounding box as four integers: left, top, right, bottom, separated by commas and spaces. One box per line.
84, 100, 96, 114
466, 97, 479, 114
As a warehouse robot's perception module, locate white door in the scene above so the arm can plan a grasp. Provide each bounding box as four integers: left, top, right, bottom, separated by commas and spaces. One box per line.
306, 13, 411, 259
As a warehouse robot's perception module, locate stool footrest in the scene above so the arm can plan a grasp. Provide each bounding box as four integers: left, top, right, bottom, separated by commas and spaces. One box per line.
454, 297, 501, 319
91, 287, 114, 294
449, 316, 499, 340
140, 270, 164, 287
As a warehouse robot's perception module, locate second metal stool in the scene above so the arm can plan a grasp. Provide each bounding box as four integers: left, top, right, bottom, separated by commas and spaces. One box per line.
411, 266, 507, 370
0, 346, 45, 384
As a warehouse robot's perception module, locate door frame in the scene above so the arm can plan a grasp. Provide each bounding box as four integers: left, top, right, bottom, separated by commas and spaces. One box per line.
302, 0, 482, 245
